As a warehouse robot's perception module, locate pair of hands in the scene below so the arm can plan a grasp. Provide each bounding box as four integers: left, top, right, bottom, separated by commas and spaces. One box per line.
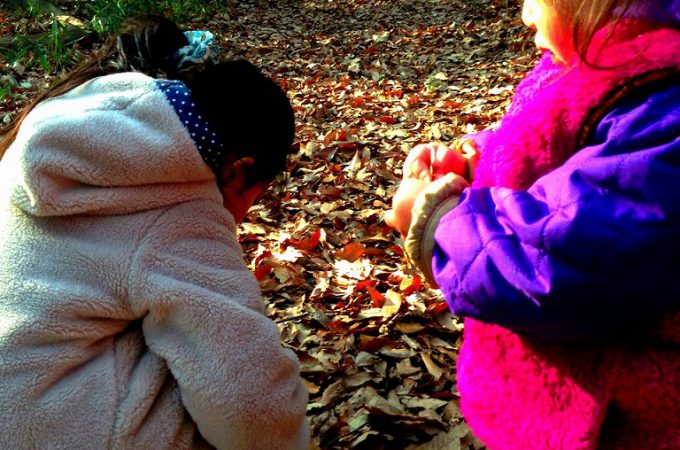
385, 140, 478, 237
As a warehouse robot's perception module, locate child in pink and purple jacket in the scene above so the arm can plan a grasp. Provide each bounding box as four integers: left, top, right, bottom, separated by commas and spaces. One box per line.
387, 0, 680, 448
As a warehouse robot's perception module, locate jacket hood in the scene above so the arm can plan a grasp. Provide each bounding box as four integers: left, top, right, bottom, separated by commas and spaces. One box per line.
1, 72, 221, 216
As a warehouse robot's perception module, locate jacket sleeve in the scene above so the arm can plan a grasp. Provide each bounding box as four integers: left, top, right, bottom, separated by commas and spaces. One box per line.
128, 200, 309, 450
431, 83, 680, 341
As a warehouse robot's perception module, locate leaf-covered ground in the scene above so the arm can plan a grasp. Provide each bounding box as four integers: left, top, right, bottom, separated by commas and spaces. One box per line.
1, 1, 538, 448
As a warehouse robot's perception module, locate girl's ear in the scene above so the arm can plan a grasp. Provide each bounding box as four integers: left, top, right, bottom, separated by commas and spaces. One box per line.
220, 156, 255, 190
220, 157, 269, 222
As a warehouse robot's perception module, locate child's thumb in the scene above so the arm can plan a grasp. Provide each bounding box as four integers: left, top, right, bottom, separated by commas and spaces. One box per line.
384, 209, 395, 228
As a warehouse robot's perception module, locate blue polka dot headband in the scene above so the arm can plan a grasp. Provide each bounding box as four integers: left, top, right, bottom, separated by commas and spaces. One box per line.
173, 30, 221, 71
156, 79, 226, 176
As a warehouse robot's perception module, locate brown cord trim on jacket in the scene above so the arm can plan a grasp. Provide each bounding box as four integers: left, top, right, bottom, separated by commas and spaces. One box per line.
577, 68, 680, 148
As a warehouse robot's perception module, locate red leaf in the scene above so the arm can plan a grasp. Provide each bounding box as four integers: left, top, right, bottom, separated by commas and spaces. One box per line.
289, 229, 321, 251
428, 301, 450, 314
363, 45, 378, 56
399, 275, 422, 295
366, 285, 385, 307
254, 263, 272, 281
332, 217, 345, 230
354, 279, 378, 292
338, 142, 358, 151
432, 390, 456, 400
363, 247, 386, 258
389, 245, 404, 257
379, 116, 397, 124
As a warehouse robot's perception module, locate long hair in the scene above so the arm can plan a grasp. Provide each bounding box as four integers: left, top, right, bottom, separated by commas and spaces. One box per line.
0, 15, 295, 184
0, 15, 187, 158
545, 0, 675, 66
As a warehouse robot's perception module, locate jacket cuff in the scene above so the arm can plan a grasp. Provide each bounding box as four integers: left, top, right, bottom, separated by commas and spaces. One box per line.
404, 173, 469, 287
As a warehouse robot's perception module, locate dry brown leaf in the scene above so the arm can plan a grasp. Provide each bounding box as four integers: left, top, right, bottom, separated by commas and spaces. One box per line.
421, 352, 445, 381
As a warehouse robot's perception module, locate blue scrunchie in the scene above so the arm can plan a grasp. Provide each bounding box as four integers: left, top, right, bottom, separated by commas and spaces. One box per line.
173, 30, 221, 71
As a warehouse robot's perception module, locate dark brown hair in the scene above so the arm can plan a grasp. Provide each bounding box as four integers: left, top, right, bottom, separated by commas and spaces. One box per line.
0, 15, 295, 185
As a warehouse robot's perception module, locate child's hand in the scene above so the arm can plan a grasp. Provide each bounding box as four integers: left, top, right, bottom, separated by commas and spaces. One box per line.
403, 140, 478, 181
385, 178, 431, 238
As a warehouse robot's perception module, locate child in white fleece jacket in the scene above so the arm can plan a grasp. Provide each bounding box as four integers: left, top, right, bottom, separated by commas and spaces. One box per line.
0, 15, 309, 450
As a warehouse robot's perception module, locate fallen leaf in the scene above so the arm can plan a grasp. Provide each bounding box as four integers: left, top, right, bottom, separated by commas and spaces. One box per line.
288, 228, 322, 251
334, 242, 366, 262
421, 352, 445, 381
381, 289, 403, 317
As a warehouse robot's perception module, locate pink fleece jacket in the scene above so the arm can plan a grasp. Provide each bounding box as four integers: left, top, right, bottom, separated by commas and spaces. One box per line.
457, 21, 680, 450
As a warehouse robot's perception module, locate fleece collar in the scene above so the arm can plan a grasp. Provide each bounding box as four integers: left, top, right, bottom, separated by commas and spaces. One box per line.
472, 22, 680, 190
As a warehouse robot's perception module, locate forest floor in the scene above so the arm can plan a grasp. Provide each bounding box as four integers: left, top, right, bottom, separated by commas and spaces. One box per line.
1, 1, 537, 448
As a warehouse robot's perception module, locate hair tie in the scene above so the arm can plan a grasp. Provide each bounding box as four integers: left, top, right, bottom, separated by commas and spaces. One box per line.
173, 30, 221, 71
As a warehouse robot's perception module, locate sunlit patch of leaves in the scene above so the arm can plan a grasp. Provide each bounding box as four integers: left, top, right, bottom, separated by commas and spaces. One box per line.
220, 0, 533, 448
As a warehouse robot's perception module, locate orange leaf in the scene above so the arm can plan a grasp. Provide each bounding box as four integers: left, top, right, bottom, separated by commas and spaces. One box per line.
440, 100, 463, 110
350, 97, 365, 107
406, 94, 420, 105
323, 130, 338, 144
334, 242, 365, 262
326, 319, 347, 334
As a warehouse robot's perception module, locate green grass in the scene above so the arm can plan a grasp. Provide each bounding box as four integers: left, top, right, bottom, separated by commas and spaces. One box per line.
1, 0, 232, 76
79, 0, 232, 34
1, 21, 81, 74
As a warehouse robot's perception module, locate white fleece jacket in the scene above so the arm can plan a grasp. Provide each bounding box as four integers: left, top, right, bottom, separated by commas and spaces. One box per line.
0, 72, 309, 450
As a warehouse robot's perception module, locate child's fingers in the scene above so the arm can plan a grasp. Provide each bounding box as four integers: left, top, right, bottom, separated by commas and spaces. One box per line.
385, 208, 407, 238
403, 144, 432, 179
408, 160, 432, 181
460, 139, 478, 158
428, 144, 465, 178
